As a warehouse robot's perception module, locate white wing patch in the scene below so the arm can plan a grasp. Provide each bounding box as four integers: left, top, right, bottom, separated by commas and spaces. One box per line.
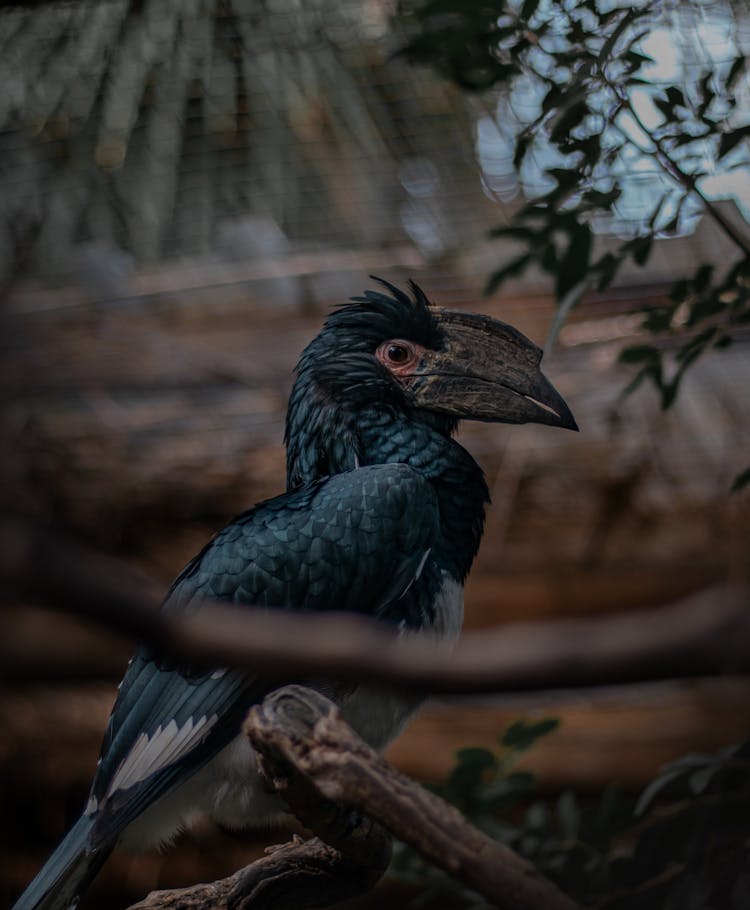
107, 714, 218, 795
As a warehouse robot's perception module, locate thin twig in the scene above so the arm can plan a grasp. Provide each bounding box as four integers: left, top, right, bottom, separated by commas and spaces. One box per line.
621, 94, 750, 257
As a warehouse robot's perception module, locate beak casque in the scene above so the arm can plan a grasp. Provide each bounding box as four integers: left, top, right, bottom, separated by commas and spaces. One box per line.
411, 308, 578, 431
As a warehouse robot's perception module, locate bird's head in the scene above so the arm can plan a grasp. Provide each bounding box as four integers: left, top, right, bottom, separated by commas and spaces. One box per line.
286, 278, 576, 485
291, 277, 576, 425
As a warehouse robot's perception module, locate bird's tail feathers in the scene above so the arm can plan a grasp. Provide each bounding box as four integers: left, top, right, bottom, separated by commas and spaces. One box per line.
11, 815, 112, 910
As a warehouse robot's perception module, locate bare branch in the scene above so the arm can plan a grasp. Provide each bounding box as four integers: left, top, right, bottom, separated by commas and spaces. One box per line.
2, 520, 749, 695
127, 868, 243, 910
244, 685, 581, 910
128, 686, 579, 910
127, 834, 389, 910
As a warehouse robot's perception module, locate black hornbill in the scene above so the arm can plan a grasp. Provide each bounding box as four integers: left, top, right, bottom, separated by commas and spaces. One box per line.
14, 278, 577, 910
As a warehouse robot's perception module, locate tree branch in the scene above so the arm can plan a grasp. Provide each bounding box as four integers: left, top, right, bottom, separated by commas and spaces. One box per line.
2, 520, 749, 695
624, 96, 750, 257
601, 68, 750, 258
245, 686, 580, 910
127, 686, 580, 910
127, 834, 390, 910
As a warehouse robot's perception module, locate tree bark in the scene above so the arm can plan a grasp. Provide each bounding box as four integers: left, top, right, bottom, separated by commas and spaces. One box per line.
245, 686, 580, 910
127, 685, 579, 910
127, 833, 390, 910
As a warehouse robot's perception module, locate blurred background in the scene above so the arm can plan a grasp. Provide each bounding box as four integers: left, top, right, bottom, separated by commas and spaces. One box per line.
1, 1, 749, 908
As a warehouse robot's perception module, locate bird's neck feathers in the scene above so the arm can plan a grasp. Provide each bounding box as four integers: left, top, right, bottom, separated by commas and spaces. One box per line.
285, 374, 489, 581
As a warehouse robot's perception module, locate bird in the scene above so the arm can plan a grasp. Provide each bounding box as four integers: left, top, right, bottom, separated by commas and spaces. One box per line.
14, 278, 577, 910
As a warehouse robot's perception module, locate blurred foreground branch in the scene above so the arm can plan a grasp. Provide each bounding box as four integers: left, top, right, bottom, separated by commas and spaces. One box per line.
128, 685, 579, 910
2, 520, 749, 694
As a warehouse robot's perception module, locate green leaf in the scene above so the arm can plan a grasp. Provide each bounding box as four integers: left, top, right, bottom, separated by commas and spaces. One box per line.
598, 8, 638, 63
549, 100, 589, 144
688, 762, 723, 796
688, 293, 725, 325
618, 344, 659, 364
669, 279, 690, 303
727, 55, 746, 90
520, 0, 539, 21
642, 305, 675, 333
634, 754, 712, 815
623, 51, 654, 73
487, 225, 538, 240
556, 222, 592, 300
693, 264, 714, 293
697, 71, 715, 119
454, 746, 497, 767
485, 253, 532, 295
541, 83, 564, 115
541, 241, 558, 272
675, 327, 717, 363
718, 125, 750, 159
593, 251, 623, 291
513, 133, 531, 169
660, 378, 680, 409
564, 133, 602, 164
502, 717, 560, 752
582, 187, 621, 211
621, 361, 661, 399
629, 234, 653, 266
665, 86, 685, 108
546, 167, 580, 192
654, 96, 676, 122
447, 747, 497, 802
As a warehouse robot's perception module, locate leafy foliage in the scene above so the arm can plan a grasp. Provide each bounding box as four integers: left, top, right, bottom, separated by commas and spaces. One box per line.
390, 719, 750, 909
397, 1, 750, 420
619, 257, 750, 409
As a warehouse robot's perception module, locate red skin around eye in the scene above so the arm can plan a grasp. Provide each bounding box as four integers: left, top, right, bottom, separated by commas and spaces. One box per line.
375, 339, 427, 377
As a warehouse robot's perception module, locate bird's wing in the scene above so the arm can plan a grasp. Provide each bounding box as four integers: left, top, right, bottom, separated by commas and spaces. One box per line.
88, 463, 439, 840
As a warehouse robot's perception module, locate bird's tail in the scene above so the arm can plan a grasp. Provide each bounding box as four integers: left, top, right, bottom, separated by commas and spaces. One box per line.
12, 815, 112, 910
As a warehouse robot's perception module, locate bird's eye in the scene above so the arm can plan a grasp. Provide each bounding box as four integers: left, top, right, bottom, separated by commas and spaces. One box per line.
375, 339, 421, 375
386, 343, 410, 364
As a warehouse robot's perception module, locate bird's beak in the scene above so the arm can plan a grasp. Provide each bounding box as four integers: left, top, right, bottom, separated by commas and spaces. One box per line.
410, 308, 578, 430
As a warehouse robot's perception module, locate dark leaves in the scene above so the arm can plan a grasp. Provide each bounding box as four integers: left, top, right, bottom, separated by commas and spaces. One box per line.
484, 253, 532, 295
718, 124, 750, 160
556, 223, 592, 299
501, 717, 560, 751
618, 344, 660, 364
617, 257, 750, 408
727, 54, 746, 90
399, 0, 750, 414
426, 715, 560, 817
394, 724, 750, 910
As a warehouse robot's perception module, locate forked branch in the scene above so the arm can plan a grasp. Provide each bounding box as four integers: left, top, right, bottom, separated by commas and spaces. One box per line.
127, 686, 580, 910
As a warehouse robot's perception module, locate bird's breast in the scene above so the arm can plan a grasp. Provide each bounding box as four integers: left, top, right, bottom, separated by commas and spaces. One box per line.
338, 570, 464, 750
428, 572, 464, 641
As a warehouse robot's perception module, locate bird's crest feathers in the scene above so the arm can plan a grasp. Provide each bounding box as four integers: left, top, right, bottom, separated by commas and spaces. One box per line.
320, 276, 442, 351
